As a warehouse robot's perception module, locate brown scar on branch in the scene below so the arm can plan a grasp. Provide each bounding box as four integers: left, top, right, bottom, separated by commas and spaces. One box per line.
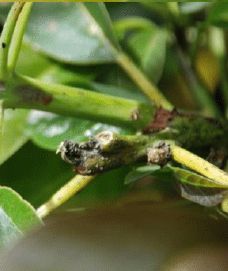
18, 86, 53, 105
56, 131, 155, 175
143, 107, 178, 134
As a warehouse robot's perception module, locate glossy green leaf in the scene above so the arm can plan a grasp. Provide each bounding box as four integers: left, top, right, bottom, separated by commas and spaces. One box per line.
17, 44, 94, 85
107, 2, 153, 22
124, 165, 160, 185
27, 110, 132, 152
127, 28, 167, 83
0, 208, 22, 248
27, 111, 93, 151
82, 2, 120, 49
0, 143, 73, 208
25, 3, 119, 64
16, 44, 52, 78
97, 64, 150, 102
169, 166, 228, 188
208, 3, 228, 27
91, 82, 148, 102
0, 109, 29, 165
0, 186, 41, 248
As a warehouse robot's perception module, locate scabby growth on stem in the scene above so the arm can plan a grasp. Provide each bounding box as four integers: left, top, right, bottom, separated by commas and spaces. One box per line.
57, 131, 158, 175
147, 141, 171, 166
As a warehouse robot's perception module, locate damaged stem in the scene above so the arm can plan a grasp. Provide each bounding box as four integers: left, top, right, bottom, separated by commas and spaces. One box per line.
57, 129, 228, 183
57, 131, 159, 175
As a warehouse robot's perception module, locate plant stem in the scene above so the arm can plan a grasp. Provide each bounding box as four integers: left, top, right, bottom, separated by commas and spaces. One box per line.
57, 123, 228, 176
57, 131, 158, 175
8, 2, 33, 73
171, 145, 228, 187
37, 175, 94, 218
3, 73, 155, 129
4, 75, 227, 144
0, 2, 25, 80
116, 52, 173, 110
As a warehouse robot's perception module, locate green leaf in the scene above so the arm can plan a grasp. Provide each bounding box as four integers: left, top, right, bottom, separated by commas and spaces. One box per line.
0, 142, 73, 208
0, 109, 29, 165
16, 44, 95, 85
16, 44, 52, 78
124, 165, 160, 185
113, 17, 153, 40
0, 142, 130, 209
25, 3, 119, 64
91, 82, 148, 102
82, 2, 120, 49
208, 3, 228, 28
169, 166, 228, 188
0, 186, 41, 248
127, 28, 167, 83
27, 111, 132, 152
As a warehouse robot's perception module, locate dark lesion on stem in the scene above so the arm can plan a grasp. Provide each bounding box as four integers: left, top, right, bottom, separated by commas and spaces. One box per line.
17, 85, 53, 106
56, 131, 174, 175
56, 131, 162, 175
56, 107, 228, 175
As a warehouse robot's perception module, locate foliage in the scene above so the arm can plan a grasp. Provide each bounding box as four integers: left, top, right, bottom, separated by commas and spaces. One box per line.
0, 2, 228, 259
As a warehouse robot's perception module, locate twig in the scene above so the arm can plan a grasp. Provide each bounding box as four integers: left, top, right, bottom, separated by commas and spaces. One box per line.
0, 2, 25, 80
8, 2, 33, 73
170, 145, 228, 187
56, 124, 228, 177
3, 73, 155, 129
37, 175, 94, 218
117, 52, 173, 110
56, 131, 158, 175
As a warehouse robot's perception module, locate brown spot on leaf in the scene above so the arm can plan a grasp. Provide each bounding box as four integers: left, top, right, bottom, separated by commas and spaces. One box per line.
1, 42, 6, 49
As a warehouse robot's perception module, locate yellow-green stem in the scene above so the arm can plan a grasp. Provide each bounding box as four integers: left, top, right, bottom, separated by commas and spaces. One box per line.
171, 145, 228, 187
0, 2, 25, 80
8, 2, 33, 73
37, 175, 94, 219
4, 73, 154, 129
116, 52, 173, 110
